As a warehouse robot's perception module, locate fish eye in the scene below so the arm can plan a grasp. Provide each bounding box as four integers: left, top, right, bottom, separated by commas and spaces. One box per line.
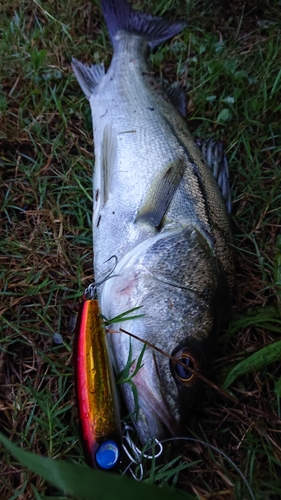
171, 348, 201, 386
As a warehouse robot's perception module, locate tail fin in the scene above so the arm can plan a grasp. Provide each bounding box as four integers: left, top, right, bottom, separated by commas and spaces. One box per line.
101, 0, 186, 49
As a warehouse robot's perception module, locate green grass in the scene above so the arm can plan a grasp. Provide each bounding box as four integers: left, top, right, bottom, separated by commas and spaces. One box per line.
1, 0, 281, 498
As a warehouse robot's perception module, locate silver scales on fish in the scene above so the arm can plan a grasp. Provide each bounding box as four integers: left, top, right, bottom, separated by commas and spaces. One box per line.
72, 0, 234, 474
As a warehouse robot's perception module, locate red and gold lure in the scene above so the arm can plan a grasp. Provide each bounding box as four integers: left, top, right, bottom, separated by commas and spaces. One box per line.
74, 284, 122, 470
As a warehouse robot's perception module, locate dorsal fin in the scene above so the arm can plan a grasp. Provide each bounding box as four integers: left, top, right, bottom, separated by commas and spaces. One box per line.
196, 139, 231, 214
159, 79, 187, 117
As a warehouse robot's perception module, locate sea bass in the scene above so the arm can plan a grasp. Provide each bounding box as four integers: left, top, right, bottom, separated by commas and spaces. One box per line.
72, 0, 234, 444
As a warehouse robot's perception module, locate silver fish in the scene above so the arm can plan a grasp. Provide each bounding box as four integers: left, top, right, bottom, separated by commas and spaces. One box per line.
72, 0, 234, 444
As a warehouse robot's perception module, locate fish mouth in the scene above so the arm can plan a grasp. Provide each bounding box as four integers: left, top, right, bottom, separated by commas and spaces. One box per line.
126, 354, 179, 443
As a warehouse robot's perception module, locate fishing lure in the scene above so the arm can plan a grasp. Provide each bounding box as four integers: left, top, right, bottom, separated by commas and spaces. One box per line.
74, 273, 122, 471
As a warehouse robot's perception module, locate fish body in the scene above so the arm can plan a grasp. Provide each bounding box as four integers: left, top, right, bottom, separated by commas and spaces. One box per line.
72, 0, 234, 444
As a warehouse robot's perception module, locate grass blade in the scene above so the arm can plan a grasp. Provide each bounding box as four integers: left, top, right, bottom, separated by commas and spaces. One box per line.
0, 432, 190, 500
223, 340, 281, 388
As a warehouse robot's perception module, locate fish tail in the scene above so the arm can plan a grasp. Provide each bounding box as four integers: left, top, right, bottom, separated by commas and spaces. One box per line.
101, 0, 187, 49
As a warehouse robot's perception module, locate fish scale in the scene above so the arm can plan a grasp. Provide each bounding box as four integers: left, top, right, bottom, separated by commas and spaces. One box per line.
72, 0, 234, 444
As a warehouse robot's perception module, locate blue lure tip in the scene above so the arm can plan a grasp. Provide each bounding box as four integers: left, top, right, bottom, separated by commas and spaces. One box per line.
95, 440, 120, 470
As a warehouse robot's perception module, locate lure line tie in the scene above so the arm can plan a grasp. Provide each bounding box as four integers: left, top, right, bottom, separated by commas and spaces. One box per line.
84, 255, 118, 300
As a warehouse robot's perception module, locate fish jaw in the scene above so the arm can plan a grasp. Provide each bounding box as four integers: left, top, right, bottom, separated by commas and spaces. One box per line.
121, 351, 179, 443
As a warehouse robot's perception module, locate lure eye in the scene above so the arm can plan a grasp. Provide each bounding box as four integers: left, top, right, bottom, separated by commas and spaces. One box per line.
95, 440, 120, 470
171, 348, 201, 386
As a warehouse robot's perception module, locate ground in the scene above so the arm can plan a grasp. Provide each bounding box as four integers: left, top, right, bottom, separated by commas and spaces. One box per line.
0, 0, 281, 499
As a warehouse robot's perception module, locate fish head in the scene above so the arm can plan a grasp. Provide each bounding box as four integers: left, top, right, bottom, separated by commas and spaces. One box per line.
101, 227, 230, 444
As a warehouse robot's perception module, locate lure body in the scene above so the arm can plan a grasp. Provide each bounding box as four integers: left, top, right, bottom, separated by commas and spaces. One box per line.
74, 298, 122, 470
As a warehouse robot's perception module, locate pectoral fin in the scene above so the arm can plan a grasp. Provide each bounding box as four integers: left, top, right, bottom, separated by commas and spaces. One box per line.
135, 158, 186, 229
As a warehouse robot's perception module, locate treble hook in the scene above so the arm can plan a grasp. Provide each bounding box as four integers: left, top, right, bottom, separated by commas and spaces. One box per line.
121, 423, 163, 481
84, 255, 118, 300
